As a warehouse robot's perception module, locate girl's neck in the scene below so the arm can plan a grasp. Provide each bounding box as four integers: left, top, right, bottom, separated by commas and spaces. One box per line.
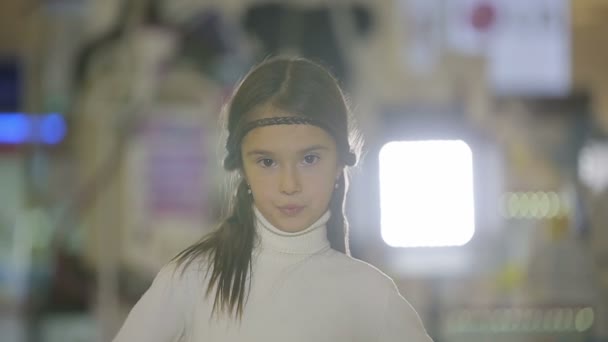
253, 206, 331, 254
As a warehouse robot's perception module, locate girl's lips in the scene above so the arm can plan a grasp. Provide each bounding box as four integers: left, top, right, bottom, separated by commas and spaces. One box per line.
278, 205, 305, 216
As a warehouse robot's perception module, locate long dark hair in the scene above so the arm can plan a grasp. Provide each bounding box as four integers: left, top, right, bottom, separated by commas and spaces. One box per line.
173, 56, 359, 319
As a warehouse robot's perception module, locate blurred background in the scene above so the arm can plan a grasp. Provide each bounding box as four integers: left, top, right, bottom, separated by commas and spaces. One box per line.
0, 0, 607, 341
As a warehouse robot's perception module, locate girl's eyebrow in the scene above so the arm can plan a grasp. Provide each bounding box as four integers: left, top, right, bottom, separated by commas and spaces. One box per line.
245, 149, 274, 157
299, 144, 329, 154
245, 144, 329, 157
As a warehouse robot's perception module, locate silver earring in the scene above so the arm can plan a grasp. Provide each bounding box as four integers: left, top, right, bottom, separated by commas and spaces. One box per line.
334, 182, 339, 189
247, 187, 252, 195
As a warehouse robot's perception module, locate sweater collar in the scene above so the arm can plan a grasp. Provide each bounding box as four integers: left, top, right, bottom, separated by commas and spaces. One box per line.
254, 206, 331, 254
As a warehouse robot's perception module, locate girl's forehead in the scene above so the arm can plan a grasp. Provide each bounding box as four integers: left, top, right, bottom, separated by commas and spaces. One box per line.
242, 124, 335, 150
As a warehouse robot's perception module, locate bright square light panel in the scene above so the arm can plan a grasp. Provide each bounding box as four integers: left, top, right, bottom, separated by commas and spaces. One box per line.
379, 140, 475, 247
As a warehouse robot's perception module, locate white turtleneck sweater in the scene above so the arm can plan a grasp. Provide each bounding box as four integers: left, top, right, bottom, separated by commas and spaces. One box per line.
113, 208, 433, 342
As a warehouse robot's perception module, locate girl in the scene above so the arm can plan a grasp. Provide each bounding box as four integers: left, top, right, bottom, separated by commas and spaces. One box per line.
113, 57, 433, 341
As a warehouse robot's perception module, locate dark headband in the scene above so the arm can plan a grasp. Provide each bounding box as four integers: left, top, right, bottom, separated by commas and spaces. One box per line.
239, 116, 328, 140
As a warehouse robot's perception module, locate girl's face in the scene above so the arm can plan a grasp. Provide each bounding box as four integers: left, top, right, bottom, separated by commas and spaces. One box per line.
240, 116, 342, 233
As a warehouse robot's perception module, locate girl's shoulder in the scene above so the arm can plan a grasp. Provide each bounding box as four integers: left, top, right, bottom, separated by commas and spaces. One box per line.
156, 258, 211, 293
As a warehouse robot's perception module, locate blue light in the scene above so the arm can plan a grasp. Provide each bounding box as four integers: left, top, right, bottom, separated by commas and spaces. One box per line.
40, 113, 67, 145
0, 113, 30, 144
0, 113, 66, 145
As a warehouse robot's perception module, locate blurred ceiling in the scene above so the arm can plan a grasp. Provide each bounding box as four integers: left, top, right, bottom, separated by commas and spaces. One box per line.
0, 0, 606, 87
572, 0, 608, 86
0, 0, 32, 54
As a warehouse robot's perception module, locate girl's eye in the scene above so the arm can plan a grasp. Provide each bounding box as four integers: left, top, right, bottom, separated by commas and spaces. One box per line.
258, 158, 275, 168
303, 155, 320, 165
